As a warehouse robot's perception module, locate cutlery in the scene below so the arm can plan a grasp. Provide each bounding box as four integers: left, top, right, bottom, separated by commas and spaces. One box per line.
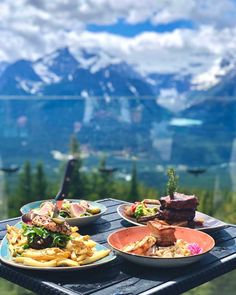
51, 158, 77, 223
22, 157, 77, 225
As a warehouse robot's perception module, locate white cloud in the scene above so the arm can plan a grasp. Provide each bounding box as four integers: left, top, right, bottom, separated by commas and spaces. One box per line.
22, 0, 236, 28
68, 27, 236, 76
0, 0, 236, 81
150, 0, 236, 27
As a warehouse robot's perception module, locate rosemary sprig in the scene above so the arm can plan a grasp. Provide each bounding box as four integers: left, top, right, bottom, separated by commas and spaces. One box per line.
167, 168, 178, 199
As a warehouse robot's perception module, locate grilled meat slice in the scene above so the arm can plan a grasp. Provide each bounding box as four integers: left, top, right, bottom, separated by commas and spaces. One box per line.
158, 208, 195, 221
137, 213, 159, 223
70, 203, 86, 217
160, 193, 198, 210
32, 215, 71, 235
38, 201, 54, 216
143, 199, 160, 205
148, 220, 176, 246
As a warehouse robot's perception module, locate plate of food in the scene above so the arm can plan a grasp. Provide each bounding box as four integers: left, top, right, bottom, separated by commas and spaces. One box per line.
108, 221, 215, 268
0, 216, 115, 271
118, 169, 226, 232
20, 199, 107, 226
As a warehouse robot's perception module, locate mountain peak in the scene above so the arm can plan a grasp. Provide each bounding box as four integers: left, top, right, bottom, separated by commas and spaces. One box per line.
2, 59, 39, 80
56, 47, 71, 56
33, 47, 78, 84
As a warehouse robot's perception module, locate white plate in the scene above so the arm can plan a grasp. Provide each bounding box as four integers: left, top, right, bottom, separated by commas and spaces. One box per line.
117, 203, 227, 233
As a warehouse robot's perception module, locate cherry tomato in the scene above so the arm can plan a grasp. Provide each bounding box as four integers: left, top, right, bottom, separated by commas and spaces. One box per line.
131, 202, 140, 212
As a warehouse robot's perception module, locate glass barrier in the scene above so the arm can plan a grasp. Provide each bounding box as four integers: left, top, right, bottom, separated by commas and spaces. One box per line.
0, 96, 235, 222
0, 96, 236, 295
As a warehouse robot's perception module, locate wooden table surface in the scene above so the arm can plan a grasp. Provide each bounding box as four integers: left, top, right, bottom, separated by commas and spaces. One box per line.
0, 198, 236, 295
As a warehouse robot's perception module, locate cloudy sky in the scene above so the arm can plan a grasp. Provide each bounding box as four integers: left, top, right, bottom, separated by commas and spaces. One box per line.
1, 0, 236, 81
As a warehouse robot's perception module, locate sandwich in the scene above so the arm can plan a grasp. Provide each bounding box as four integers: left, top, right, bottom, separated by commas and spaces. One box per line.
22, 215, 71, 249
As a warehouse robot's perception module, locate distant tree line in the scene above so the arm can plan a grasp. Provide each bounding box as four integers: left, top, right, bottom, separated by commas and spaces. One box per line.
7, 136, 156, 217
6, 135, 236, 224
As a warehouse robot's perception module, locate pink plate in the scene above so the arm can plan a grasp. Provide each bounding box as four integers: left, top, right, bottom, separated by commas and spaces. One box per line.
108, 226, 215, 268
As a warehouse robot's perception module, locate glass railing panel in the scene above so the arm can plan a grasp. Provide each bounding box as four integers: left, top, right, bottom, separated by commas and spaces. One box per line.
0, 96, 235, 221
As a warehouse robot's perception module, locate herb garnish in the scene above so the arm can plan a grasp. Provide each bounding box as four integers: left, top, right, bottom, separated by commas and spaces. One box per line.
22, 223, 70, 249
167, 168, 178, 199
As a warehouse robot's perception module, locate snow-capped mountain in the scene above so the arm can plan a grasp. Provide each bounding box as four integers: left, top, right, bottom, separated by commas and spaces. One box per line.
0, 62, 8, 77
0, 47, 235, 111
197, 62, 236, 97
0, 47, 154, 97
0, 47, 235, 168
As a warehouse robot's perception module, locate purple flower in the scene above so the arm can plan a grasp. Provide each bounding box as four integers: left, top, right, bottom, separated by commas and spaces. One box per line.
188, 243, 203, 255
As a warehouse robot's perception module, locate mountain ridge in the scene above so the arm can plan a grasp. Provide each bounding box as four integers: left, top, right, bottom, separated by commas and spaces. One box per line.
1, 47, 235, 113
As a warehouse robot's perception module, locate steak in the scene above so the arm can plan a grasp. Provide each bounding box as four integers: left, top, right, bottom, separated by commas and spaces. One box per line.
158, 208, 196, 221
160, 193, 198, 210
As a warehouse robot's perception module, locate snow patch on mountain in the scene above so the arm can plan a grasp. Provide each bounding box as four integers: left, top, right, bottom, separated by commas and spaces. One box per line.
128, 84, 139, 96
104, 70, 110, 78
39, 51, 60, 67
33, 62, 61, 84
0, 62, 9, 77
16, 79, 43, 94
157, 88, 187, 112
76, 54, 97, 70
191, 58, 235, 90
89, 53, 119, 74
107, 82, 114, 92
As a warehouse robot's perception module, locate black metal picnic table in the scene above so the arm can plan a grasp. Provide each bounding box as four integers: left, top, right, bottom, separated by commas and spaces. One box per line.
0, 198, 235, 295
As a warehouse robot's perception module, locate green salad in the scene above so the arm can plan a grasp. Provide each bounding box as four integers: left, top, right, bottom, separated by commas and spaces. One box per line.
22, 224, 70, 249
131, 202, 158, 218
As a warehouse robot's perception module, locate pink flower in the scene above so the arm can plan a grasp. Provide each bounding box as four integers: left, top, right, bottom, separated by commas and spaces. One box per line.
188, 243, 203, 255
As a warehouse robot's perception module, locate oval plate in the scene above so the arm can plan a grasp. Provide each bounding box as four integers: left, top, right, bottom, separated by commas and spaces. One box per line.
117, 203, 227, 233
0, 222, 116, 271
108, 226, 215, 268
20, 199, 107, 226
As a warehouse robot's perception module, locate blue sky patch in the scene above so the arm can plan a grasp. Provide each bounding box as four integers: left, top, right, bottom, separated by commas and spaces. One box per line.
87, 19, 195, 37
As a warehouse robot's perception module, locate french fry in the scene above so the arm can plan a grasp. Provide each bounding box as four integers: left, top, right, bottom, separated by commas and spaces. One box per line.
22, 248, 71, 260
7, 224, 110, 268
76, 254, 87, 263
71, 251, 77, 261
56, 259, 79, 267
70, 226, 79, 233
14, 257, 57, 267
80, 250, 110, 265
84, 240, 97, 248
81, 235, 90, 241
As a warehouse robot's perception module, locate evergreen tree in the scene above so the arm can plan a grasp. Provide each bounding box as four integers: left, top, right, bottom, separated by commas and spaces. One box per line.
14, 161, 32, 210
68, 135, 86, 198
206, 190, 214, 215
33, 162, 48, 200
199, 190, 207, 213
128, 161, 139, 202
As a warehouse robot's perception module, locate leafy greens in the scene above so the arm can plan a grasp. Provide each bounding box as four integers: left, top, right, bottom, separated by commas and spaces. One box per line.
22, 223, 70, 249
